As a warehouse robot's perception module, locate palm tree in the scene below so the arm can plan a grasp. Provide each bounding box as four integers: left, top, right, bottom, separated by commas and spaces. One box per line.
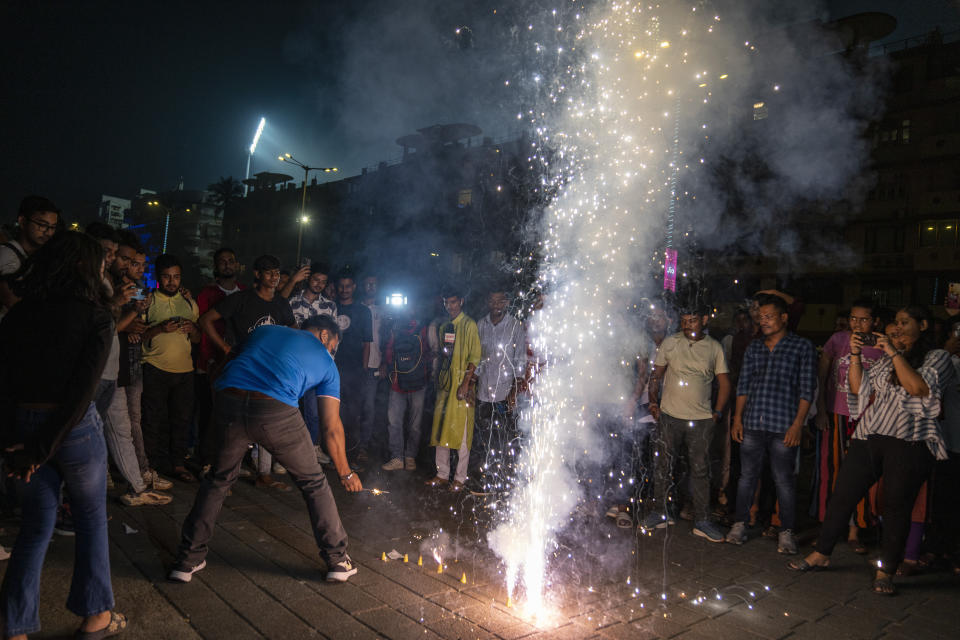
207, 176, 242, 218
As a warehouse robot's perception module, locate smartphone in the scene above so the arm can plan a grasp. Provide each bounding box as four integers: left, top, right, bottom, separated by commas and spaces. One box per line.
855, 331, 877, 346
168, 316, 183, 324
131, 288, 145, 301
301, 257, 311, 268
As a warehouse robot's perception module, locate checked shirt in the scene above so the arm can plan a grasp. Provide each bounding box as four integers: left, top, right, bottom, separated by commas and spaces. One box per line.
737, 332, 817, 433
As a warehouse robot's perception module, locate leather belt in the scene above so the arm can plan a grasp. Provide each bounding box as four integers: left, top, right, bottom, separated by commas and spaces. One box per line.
222, 387, 273, 400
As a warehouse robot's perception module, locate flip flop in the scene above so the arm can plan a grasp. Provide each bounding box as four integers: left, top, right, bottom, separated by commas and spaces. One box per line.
75, 611, 127, 639
787, 558, 830, 572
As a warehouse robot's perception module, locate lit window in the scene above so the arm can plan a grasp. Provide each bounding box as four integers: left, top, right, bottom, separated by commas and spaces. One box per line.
919, 221, 938, 247
457, 189, 473, 207
938, 220, 957, 247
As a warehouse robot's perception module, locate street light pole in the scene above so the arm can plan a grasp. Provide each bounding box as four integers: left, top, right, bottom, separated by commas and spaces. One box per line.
278, 153, 337, 265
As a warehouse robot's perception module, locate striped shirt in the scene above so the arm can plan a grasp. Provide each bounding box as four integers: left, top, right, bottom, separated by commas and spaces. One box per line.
737, 332, 817, 433
847, 349, 951, 460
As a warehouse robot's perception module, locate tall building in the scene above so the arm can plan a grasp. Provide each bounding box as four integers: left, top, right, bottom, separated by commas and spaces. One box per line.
98, 195, 130, 228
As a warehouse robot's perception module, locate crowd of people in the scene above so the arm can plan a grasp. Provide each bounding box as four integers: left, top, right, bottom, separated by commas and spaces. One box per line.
0, 194, 958, 637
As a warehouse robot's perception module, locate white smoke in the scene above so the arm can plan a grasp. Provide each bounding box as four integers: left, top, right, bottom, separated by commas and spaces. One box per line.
489, 0, 885, 616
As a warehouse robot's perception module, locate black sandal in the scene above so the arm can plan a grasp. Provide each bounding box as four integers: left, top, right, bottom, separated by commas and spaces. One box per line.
872, 573, 896, 596
75, 611, 127, 639
787, 558, 830, 572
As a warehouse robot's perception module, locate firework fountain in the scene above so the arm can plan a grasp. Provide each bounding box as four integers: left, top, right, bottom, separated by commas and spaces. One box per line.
487, 0, 728, 617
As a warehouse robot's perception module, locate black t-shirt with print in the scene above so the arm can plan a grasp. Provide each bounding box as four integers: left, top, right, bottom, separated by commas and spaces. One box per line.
214, 289, 295, 347
335, 301, 373, 374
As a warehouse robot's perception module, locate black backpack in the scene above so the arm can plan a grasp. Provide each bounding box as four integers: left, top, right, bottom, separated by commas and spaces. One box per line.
392, 331, 426, 392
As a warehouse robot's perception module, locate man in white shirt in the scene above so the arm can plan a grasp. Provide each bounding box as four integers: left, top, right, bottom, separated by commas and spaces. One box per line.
472, 288, 526, 490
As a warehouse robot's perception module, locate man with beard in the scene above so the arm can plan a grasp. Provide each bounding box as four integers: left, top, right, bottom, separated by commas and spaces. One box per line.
199, 254, 295, 489
726, 293, 816, 554
141, 254, 201, 483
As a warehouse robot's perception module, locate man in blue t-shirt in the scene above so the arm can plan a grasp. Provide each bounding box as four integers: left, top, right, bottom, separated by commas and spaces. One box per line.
169, 315, 363, 584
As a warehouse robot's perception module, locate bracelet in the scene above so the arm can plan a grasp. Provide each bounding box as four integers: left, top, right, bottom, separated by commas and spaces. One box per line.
340, 472, 355, 481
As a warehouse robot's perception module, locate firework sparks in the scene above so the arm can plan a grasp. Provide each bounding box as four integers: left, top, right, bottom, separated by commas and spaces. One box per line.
489, 0, 721, 616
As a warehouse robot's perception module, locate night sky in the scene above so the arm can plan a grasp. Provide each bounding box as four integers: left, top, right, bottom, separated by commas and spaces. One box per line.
1, 0, 957, 222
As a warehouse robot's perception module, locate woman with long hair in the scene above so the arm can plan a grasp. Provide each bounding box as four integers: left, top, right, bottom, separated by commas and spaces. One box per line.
788, 305, 951, 596
0, 232, 126, 638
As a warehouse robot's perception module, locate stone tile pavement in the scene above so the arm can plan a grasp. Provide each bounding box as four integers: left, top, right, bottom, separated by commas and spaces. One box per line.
1, 467, 957, 639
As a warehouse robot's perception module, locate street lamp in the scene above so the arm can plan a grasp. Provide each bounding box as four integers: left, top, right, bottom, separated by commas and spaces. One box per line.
278, 153, 338, 265
244, 117, 266, 197
146, 200, 191, 254
146, 200, 172, 253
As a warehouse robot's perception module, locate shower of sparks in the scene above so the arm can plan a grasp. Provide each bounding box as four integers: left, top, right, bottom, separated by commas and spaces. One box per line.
489, 0, 721, 616
363, 488, 389, 495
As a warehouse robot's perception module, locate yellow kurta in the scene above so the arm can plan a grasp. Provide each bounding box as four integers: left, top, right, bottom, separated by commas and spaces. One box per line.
430, 312, 481, 449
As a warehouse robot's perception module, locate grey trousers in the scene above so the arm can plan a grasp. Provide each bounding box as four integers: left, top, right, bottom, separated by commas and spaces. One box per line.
177, 392, 349, 566
103, 386, 146, 493
125, 374, 149, 473
653, 412, 715, 522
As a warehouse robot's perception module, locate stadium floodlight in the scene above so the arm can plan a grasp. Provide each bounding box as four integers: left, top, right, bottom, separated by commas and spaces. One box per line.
244, 117, 266, 196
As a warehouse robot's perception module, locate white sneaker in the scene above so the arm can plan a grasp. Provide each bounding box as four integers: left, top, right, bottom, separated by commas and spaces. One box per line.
326, 556, 358, 582
169, 560, 206, 583
381, 458, 404, 471
404, 457, 417, 471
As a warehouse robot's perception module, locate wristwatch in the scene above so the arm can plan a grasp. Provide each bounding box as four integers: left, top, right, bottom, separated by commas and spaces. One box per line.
340, 472, 355, 482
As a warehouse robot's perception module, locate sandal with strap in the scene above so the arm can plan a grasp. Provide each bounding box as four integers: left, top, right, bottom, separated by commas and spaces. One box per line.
75, 611, 127, 639
424, 476, 448, 488
787, 558, 830, 572
872, 572, 896, 596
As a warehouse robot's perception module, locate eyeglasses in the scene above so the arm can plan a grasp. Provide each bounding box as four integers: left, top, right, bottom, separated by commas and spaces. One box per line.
27, 218, 58, 232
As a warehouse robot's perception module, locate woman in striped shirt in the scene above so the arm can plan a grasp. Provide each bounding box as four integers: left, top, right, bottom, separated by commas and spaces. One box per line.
788, 306, 951, 596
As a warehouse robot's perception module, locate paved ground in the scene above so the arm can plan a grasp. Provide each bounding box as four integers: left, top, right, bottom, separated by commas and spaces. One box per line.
1, 465, 958, 640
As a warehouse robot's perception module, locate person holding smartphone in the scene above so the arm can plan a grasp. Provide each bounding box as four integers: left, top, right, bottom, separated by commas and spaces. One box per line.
790, 306, 953, 596
141, 254, 200, 484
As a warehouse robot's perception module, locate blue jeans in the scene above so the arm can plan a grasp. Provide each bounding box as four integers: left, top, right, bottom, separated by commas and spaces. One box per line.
735, 429, 798, 530
0, 403, 114, 636
387, 388, 425, 460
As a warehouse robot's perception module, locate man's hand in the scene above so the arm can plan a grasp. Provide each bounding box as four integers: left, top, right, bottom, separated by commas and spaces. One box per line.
161, 318, 181, 333
178, 319, 200, 336
135, 293, 152, 313
291, 264, 310, 285
4, 445, 39, 482
115, 281, 137, 305
815, 411, 830, 432
783, 422, 803, 447
128, 318, 148, 334
341, 473, 362, 492
731, 417, 744, 443
648, 403, 661, 421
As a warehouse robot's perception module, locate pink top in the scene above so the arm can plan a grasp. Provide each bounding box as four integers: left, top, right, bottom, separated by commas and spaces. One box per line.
823, 330, 882, 415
